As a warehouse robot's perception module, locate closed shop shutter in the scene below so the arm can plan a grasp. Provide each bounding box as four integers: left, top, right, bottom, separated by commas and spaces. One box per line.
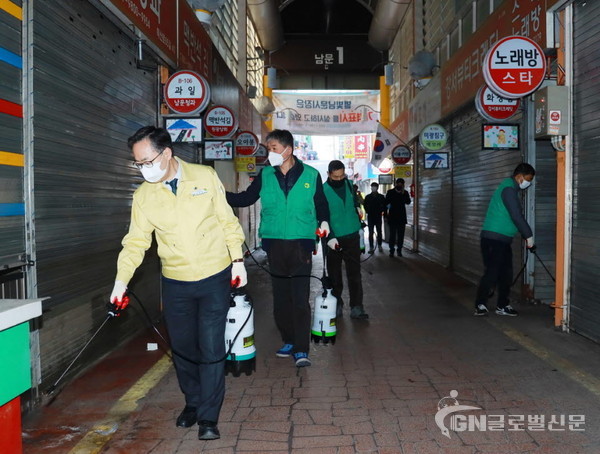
0, 1, 25, 269
33, 1, 160, 381
451, 107, 524, 286
570, 0, 600, 342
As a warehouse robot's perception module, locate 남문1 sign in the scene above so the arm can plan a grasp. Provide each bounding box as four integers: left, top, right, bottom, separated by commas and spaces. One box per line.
164, 70, 211, 115
483, 36, 546, 99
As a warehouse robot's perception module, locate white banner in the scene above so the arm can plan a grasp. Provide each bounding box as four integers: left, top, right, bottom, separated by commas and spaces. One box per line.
371, 122, 400, 167
271, 90, 380, 136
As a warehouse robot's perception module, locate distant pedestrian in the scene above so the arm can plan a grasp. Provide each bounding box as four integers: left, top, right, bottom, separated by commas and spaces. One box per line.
385, 178, 411, 257
363, 182, 386, 253
474, 163, 536, 317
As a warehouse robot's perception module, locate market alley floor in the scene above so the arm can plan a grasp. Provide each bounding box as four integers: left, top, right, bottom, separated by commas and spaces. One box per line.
22, 246, 600, 454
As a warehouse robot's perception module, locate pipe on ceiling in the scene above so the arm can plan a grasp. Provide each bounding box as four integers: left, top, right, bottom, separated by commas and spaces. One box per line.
247, 0, 285, 52
368, 0, 408, 52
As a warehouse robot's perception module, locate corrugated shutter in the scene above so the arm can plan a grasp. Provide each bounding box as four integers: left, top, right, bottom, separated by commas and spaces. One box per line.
0, 0, 25, 268
451, 107, 524, 287
33, 0, 161, 382
533, 140, 556, 304
417, 124, 452, 266
570, 0, 600, 342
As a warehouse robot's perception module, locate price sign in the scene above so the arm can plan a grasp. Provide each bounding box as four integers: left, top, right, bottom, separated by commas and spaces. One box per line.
483, 36, 546, 99
235, 131, 259, 156
164, 70, 211, 115
204, 105, 237, 137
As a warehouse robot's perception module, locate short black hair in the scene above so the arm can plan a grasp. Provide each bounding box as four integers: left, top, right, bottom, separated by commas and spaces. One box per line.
395, 178, 405, 185
266, 129, 294, 148
371, 182, 379, 188
513, 163, 535, 177
128, 126, 173, 155
328, 160, 345, 173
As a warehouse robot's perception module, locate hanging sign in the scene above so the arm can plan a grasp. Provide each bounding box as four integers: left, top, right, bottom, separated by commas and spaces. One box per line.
419, 124, 448, 151
391, 145, 412, 165
204, 105, 237, 138
475, 84, 521, 121
254, 143, 268, 165
164, 70, 211, 115
483, 36, 546, 99
235, 131, 259, 156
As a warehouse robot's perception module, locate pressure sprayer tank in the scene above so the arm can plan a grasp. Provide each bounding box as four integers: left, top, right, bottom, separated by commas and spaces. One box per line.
224, 290, 255, 376
311, 278, 337, 344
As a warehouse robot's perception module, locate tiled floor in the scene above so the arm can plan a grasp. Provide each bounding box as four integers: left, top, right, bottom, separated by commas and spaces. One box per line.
22, 247, 600, 453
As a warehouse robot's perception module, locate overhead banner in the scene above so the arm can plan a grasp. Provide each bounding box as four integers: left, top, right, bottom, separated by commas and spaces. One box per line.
271, 90, 380, 135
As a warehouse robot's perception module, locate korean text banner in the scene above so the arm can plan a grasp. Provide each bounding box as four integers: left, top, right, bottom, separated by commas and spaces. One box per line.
271, 91, 380, 136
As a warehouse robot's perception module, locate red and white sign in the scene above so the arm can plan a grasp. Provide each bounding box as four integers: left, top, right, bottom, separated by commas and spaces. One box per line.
164, 70, 211, 115
483, 36, 546, 99
475, 85, 521, 121
378, 158, 394, 174
549, 110, 561, 124
391, 145, 412, 165
235, 131, 259, 156
254, 143, 268, 165
204, 105, 237, 138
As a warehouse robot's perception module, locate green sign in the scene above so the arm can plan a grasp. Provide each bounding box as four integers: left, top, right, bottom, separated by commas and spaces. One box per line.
420, 124, 448, 151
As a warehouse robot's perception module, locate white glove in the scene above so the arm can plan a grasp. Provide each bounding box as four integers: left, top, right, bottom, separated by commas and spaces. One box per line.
110, 280, 127, 303
317, 221, 330, 238
526, 237, 534, 248
231, 261, 247, 288
327, 238, 340, 250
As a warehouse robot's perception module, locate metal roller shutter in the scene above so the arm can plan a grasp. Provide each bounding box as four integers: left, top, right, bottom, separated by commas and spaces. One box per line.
451, 107, 524, 287
570, 0, 600, 342
32, 0, 161, 382
0, 0, 25, 269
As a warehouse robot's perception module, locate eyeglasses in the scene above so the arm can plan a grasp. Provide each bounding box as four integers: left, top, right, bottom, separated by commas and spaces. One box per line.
131, 150, 164, 169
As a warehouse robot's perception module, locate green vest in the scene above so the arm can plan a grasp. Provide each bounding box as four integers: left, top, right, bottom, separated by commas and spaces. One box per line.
482, 177, 519, 237
323, 180, 362, 237
259, 165, 318, 239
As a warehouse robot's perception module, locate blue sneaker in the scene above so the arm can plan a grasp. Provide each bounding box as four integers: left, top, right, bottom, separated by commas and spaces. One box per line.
276, 344, 294, 357
293, 352, 311, 367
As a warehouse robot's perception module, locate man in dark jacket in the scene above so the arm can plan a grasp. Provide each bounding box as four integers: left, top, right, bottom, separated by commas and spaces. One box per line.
363, 182, 387, 253
474, 163, 536, 317
385, 178, 411, 257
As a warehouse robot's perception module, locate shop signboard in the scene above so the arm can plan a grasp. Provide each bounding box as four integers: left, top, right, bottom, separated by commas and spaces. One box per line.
235, 131, 259, 156
391, 145, 412, 165
164, 70, 211, 115
204, 105, 237, 138
475, 84, 521, 121
254, 143, 268, 165
483, 35, 546, 99
419, 124, 448, 151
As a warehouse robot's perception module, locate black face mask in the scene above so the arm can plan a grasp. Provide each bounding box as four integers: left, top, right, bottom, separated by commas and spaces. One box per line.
328, 178, 346, 188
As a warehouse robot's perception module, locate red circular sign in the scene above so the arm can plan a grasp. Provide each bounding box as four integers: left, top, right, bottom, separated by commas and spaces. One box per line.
550, 111, 560, 122
483, 36, 546, 99
476, 85, 521, 121
391, 145, 411, 165
164, 70, 211, 114
254, 143, 268, 165
204, 105, 237, 138
235, 131, 259, 156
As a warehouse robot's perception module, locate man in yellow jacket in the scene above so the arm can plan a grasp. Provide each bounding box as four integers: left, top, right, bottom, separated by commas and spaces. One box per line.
110, 126, 246, 441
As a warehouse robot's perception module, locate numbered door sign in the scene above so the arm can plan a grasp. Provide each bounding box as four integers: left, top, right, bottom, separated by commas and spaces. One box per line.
476, 84, 521, 121
419, 124, 448, 151
164, 70, 211, 115
391, 145, 412, 165
254, 143, 268, 165
204, 105, 237, 138
483, 36, 546, 99
235, 131, 259, 156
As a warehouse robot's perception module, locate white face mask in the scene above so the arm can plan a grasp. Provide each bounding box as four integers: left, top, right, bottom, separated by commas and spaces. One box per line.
519, 179, 531, 190
139, 158, 167, 183
268, 148, 289, 167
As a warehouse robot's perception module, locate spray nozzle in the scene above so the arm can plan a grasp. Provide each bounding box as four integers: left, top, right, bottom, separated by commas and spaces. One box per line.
107, 295, 130, 317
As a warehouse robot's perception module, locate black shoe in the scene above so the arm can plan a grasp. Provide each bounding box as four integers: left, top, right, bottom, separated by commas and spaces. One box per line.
176, 406, 197, 428
198, 420, 220, 440
389, 250, 394, 257
474, 304, 489, 316
397, 249, 403, 257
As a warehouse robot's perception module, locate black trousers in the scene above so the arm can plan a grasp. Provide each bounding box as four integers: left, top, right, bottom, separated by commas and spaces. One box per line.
475, 237, 513, 309
162, 266, 231, 422
388, 221, 406, 251
367, 215, 383, 249
326, 232, 363, 309
266, 240, 313, 354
